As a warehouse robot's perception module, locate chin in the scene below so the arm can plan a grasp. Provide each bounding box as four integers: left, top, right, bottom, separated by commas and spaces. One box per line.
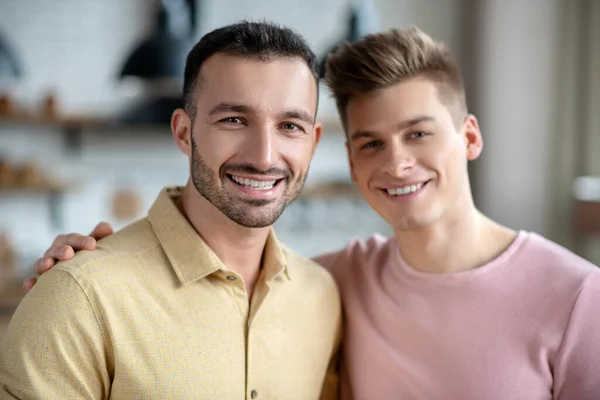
234, 204, 286, 228
386, 212, 433, 231
228, 212, 278, 229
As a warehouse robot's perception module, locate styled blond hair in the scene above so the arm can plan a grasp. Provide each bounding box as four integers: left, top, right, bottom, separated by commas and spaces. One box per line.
324, 27, 467, 128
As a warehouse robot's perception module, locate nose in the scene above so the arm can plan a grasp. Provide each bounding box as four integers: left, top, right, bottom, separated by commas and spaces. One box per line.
381, 140, 416, 177
242, 124, 276, 171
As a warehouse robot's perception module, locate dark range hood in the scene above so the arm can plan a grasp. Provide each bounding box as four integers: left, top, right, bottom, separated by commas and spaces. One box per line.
0, 33, 22, 79
118, 0, 198, 125
319, 1, 378, 78
117, 0, 376, 125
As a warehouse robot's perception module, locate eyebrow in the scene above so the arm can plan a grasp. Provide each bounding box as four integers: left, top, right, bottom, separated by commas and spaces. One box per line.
208, 102, 314, 125
349, 115, 437, 141
208, 102, 252, 116
279, 110, 315, 125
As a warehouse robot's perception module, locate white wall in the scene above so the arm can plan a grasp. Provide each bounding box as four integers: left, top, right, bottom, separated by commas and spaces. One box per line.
1, 0, 468, 272
471, 0, 562, 235
4, 0, 595, 269
0, 0, 465, 118
3, 0, 583, 269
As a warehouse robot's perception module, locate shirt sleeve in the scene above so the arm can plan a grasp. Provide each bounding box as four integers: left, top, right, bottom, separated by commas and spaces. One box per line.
553, 272, 600, 400
0, 268, 111, 399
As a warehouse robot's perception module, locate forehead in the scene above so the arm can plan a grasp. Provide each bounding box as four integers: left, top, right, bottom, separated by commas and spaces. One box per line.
346, 78, 452, 133
196, 53, 317, 116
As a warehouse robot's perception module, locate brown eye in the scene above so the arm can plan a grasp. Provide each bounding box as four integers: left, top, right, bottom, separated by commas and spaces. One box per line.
360, 140, 382, 150
281, 123, 301, 132
221, 117, 243, 124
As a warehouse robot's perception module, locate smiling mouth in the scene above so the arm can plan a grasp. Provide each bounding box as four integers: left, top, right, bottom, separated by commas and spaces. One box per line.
385, 180, 430, 196
228, 174, 283, 191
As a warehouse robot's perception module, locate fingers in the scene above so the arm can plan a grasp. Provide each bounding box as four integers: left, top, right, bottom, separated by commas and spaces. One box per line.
47, 222, 112, 255
43, 242, 75, 261
29, 223, 112, 286
23, 277, 37, 293
52, 232, 96, 250
34, 256, 58, 275
90, 221, 113, 240
26, 224, 112, 291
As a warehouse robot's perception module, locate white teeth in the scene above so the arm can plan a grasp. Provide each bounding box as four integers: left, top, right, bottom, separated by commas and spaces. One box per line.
387, 183, 423, 196
231, 175, 276, 190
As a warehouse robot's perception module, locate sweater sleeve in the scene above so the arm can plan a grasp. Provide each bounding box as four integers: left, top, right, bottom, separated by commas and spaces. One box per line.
313, 238, 368, 281
313, 248, 346, 275
553, 272, 600, 400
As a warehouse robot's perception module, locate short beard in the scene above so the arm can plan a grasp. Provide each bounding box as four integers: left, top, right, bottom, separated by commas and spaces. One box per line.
190, 135, 307, 228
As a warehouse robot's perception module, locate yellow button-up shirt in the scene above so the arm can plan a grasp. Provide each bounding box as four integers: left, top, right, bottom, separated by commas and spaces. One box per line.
0, 187, 341, 399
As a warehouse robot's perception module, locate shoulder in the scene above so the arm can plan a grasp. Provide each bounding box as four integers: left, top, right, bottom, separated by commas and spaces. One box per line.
518, 232, 599, 278
313, 233, 395, 276
52, 218, 161, 283
513, 232, 600, 307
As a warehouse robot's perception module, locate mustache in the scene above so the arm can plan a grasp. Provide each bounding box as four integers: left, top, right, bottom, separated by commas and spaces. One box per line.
222, 164, 292, 180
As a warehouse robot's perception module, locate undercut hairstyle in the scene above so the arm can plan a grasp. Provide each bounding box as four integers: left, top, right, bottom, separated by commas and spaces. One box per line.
183, 20, 319, 119
324, 27, 467, 129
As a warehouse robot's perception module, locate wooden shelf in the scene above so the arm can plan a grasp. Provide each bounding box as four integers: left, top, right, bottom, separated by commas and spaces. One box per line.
0, 116, 172, 153
0, 183, 69, 194
0, 115, 345, 134
0, 280, 25, 340
0, 116, 171, 132
0, 114, 345, 157
0, 115, 102, 129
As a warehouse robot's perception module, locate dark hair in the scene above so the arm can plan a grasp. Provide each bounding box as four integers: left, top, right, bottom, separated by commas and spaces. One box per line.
183, 20, 319, 118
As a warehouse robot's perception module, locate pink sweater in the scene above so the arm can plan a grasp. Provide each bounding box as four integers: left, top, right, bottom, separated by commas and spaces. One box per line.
315, 231, 600, 400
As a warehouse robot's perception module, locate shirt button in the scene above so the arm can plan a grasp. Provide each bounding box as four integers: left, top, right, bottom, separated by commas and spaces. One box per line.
226, 275, 237, 281
250, 390, 258, 399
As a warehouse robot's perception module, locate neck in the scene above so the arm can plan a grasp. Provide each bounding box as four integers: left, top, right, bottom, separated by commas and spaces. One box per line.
395, 189, 516, 274
179, 180, 270, 290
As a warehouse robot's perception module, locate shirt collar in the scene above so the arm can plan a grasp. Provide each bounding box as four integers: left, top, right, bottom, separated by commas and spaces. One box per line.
147, 186, 290, 286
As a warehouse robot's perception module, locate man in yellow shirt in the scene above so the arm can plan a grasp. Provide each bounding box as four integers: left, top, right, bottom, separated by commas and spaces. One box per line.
0, 21, 341, 400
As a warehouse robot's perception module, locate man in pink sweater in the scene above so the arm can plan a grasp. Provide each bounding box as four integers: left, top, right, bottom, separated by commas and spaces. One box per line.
23, 27, 600, 399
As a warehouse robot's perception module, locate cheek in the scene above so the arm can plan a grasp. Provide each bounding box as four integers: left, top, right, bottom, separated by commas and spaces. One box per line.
420, 138, 457, 165
349, 156, 374, 186
279, 137, 315, 170
203, 131, 245, 165
434, 144, 466, 182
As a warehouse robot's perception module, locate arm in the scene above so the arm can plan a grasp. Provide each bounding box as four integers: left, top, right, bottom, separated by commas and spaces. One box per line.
23, 222, 113, 292
553, 273, 600, 400
318, 314, 342, 400
1, 268, 111, 399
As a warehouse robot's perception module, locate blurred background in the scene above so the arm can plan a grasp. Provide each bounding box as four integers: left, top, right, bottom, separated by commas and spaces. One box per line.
0, 0, 599, 328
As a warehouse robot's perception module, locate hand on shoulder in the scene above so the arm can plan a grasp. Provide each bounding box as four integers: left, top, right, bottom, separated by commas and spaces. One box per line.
23, 222, 114, 292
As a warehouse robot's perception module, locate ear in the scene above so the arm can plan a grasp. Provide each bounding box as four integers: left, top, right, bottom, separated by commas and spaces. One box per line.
345, 140, 358, 183
171, 109, 193, 156
311, 122, 323, 155
462, 114, 483, 161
